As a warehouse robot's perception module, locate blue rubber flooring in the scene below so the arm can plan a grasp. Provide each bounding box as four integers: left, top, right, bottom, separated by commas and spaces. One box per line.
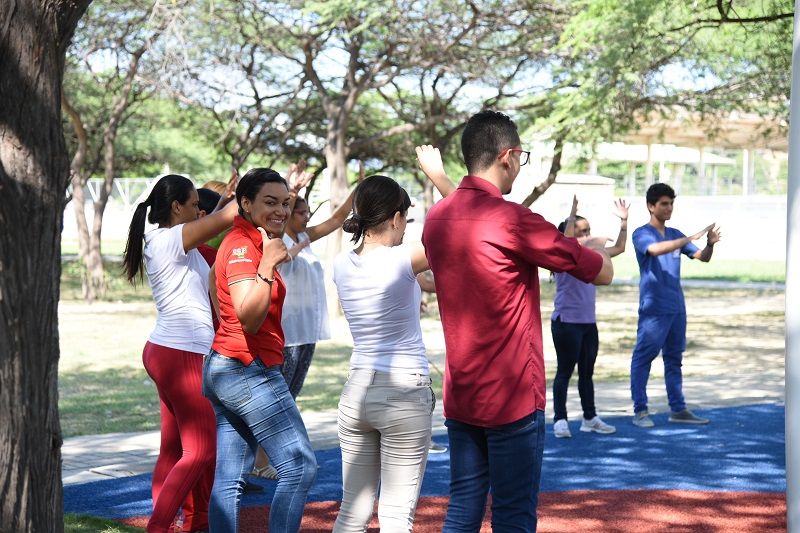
64, 403, 785, 520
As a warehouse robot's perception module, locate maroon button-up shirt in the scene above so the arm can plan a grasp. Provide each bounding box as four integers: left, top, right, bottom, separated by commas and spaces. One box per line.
422, 176, 603, 427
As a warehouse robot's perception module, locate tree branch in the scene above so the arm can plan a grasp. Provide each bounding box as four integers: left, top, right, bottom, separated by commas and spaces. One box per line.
521, 134, 566, 208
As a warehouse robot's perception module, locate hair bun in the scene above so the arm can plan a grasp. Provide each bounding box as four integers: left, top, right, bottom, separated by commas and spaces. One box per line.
342, 213, 362, 234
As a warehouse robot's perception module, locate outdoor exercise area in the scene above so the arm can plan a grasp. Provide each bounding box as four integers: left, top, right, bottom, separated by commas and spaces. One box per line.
59, 275, 786, 532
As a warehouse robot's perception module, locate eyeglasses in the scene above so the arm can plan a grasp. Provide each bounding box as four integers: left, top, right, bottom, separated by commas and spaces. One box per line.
293, 210, 311, 220
497, 148, 530, 166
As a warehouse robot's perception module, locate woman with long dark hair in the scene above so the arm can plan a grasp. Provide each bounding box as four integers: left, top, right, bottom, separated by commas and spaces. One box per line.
332, 154, 451, 532
122, 174, 238, 533
202, 168, 317, 532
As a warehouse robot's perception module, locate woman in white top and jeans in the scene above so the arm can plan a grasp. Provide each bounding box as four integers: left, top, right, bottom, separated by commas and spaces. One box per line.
332, 167, 450, 532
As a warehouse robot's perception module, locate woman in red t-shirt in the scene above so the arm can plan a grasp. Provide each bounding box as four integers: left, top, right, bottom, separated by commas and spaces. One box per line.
202, 168, 316, 533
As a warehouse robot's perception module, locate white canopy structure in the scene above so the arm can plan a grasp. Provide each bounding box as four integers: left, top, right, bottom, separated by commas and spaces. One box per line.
617, 110, 788, 195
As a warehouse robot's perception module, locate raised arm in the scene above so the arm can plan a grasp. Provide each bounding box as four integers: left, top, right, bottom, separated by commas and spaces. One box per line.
409, 241, 430, 276
181, 199, 238, 253
605, 199, 629, 258
286, 160, 311, 213
415, 145, 456, 198
304, 160, 367, 243
564, 195, 578, 237
416, 271, 436, 293
583, 238, 614, 285
211, 169, 238, 214
646, 223, 714, 257
228, 229, 290, 334
693, 224, 721, 262
209, 265, 221, 323
305, 188, 355, 243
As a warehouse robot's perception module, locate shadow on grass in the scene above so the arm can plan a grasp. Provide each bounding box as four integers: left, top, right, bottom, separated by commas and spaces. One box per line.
59, 366, 160, 438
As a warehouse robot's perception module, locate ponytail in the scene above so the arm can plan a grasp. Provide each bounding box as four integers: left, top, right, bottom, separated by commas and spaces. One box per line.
121, 174, 194, 285
122, 202, 150, 285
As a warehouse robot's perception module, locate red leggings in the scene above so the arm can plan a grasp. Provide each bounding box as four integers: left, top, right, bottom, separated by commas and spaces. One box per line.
143, 342, 216, 533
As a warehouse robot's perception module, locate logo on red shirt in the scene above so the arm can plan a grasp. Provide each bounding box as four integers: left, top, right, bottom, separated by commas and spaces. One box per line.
229, 246, 252, 264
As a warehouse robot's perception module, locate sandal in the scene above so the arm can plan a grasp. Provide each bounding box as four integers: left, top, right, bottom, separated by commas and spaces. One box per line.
252, 464, 280, 480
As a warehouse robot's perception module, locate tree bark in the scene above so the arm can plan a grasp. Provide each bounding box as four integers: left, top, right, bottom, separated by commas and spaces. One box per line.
0, 0, 92, 530
62, 95, 92, 295
322, 112, 350, 318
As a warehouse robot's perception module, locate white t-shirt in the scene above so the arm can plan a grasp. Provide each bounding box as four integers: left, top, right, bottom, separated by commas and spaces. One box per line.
278, 232, 331, 347
144, 224, 214, 354
333, 244, 428, 373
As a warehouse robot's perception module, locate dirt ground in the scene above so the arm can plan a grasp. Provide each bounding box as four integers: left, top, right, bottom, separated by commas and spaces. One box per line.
418, 284, 786, 384
58, 284, 785, 398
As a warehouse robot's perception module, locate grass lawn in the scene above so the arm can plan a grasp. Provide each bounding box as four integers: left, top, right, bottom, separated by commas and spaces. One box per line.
58, 257, 784, 439
64, 514, 142, 533
61, 239, 127, 257
610, 256, 785, 283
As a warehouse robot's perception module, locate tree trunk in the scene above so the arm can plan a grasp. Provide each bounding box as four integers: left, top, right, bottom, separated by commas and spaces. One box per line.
62, 94, 94, 299
423, 179, 434, 215
83, 137, 118, 303
0, 0, 92, 531
70, 174, 91, 263
323, 117, 350, 318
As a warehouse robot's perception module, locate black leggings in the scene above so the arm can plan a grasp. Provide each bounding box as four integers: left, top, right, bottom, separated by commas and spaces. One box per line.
551, 317, 599, 422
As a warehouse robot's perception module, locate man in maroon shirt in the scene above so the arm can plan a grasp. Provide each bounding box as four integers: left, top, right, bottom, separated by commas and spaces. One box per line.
422, 111, 613, 531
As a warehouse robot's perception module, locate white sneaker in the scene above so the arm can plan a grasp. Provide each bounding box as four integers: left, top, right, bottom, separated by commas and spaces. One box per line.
580, 416, 616, 434
554, 419, 572, 438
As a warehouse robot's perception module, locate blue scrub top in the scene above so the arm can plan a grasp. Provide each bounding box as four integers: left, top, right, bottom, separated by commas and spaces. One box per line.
632, 224, 699, 315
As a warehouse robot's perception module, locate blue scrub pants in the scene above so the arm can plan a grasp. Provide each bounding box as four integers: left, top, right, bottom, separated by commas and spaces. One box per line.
630, 313, 687, 414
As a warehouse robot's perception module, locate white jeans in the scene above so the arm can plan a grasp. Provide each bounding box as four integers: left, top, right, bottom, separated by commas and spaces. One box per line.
333, 369, 434, 533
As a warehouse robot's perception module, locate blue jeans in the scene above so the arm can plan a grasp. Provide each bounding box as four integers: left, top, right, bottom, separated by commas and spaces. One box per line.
202, 351, 317, 533
442, 410, 545, 533
630, 313, 687, 414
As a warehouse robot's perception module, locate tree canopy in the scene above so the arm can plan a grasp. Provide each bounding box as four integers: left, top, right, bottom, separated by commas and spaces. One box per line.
64, 0, 793, 189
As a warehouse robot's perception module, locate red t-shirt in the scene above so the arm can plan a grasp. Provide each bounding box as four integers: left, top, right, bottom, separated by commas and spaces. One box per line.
211, 216, 286, 366
422, 176, 603, 427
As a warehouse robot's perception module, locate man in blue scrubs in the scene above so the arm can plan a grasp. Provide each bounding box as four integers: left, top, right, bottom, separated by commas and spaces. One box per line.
630, 183, 722, 428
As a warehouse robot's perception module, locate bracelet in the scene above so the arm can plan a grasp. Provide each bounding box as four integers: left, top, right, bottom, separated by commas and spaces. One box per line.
257, 272, 275, 284
707, 242, 715, 247
620, 227, 627, 231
